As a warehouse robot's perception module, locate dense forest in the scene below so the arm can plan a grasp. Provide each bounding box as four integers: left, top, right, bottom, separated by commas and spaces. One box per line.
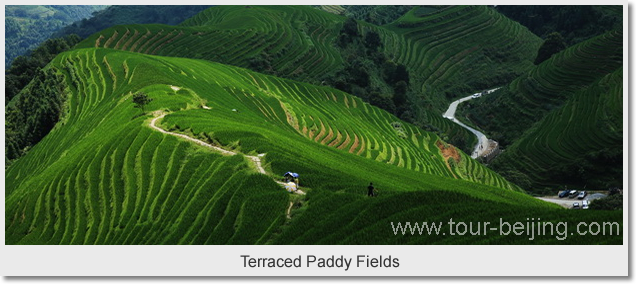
5, 35, 81, 105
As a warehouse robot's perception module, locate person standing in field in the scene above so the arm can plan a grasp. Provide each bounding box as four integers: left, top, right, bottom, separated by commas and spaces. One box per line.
367, 182, 375, 197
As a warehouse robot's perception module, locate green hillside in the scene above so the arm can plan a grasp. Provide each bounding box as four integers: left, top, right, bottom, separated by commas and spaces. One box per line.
464, 30, 622, 146
78, 5, 539, 104
459, 30, 622, 192
490, 69, 623, 192
5, 48, 621, 244
382, 5, 540, 102
78, 6, 344, 83
75, 5, 542, 152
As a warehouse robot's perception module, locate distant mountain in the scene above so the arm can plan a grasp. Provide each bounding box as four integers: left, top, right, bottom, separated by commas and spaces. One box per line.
5, 5, 107, 67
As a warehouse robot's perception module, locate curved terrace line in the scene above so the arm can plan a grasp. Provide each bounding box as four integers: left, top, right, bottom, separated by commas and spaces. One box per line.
149, 112, 305, 195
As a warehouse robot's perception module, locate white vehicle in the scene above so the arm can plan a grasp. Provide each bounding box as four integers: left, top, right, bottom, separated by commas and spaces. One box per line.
472, 93, 482, 98
573, 202, 580, 209
582, 200, 589, 209
577, 191, 587, 199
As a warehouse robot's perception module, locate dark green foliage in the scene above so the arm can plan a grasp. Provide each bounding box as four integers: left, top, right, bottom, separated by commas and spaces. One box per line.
345, 60, 369, 87
342, 17, 359, 37
369, 93, 396, 114
5, 5, 105, 67
328, 26, 414, 119
133, 92, 153, 114
496, 5, 622, 45
535, 32, 567, 65
590, 194, 623, 211
337, 18, 360, 47
5, 35, 81, 104
392, 81, 408, 107
6, 68, 67, 163
392, 65, 409, 84
364, 30, 382, 50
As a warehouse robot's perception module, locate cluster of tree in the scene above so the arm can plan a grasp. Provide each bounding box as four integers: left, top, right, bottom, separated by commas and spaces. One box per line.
534, 32, 567, 65
248, 51, 280, 77
5, 5, 105, 67
6, 68, 67, 164
496, 5, 622, 45
590, 191, 622, 210
133, 92, 153, 115
324, 18, 414, 123
54, 5, 212, 39
247, 17, 419, 127
6, 35, 81, 105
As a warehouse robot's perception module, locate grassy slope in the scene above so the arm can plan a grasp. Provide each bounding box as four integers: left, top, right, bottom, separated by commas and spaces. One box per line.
74, 5, 542, 149
5, 48, 621, 244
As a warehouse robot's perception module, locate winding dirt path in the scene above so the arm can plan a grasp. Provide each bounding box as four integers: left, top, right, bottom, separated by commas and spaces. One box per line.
150, 113, 265, 173
149, 113, 305, 194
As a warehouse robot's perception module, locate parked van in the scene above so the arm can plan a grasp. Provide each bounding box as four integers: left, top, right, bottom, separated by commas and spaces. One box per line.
568, 190, 578, 199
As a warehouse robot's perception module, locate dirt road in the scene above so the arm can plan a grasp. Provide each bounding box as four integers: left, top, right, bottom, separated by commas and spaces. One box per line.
442, 88, 499, 158
149, 112, 304, 194
536, 196, 585, 208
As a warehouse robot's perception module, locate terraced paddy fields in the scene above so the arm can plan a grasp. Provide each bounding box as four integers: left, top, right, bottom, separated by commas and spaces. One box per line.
80, 6, 345, 83
5, 47, 621, 244
492, 68, 623, 190
465, 30, 623, 146
381, 5, 541, 100
76, 5, 543, 147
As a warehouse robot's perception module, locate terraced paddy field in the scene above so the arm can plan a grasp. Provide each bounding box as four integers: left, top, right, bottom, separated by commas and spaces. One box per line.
492, 68, 623, 190
79, 6, 345, 84
5, 48, 621, 244
465, 30, 623, 146
381, 5, 541, 101
75, 5, 543, 146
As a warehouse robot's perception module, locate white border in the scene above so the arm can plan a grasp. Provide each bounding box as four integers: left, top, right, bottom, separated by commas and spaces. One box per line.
1, 245, 629, 276
1, 0, 630, 278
